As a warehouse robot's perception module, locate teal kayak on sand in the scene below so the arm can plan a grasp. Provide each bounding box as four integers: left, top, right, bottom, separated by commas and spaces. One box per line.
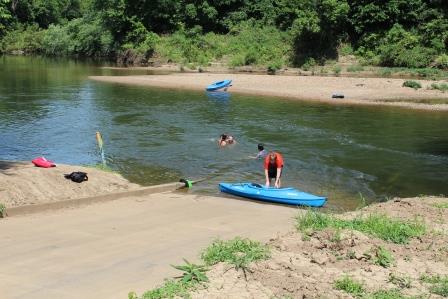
206, 79, 232, 91
219, 183, 327, 207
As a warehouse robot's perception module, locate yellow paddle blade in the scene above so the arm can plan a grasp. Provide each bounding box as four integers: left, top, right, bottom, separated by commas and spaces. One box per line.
96, 131, 103, 149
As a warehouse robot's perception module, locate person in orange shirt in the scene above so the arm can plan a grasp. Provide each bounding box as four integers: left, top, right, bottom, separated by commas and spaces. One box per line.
264, 151, 284, 188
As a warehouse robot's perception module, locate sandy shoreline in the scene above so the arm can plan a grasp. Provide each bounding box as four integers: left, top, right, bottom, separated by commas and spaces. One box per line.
89, 73, 448, 111
1, 161, 447, 298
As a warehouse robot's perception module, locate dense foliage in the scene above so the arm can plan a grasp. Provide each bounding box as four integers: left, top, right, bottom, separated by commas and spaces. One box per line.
0, 0, 447, 69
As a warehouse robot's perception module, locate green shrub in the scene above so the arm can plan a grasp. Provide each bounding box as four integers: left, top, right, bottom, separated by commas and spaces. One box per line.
201, 237, 270, 270
296, 211, 425, 244
1, 25, 44, 53
430, 83, 448, 92
302, 58, 317, 71
339, 44, 354, 56
420, 274, 448, 297
139, 279, 192, 299
42, 24, 71, 55
402, 80, 422, 90
155, 22, 290, 69
347, 65, 364, 72
434, 54, 448, 70
334, 276, 365, 297
373, 246, 394, 268
0, 203, 6, 218
333, 65, 342, 76
378, 68, 393, 77
368, 289, 409, 299
378, 25, 436, 68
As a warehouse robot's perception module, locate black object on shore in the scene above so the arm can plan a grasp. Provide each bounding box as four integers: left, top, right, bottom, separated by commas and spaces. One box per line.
332, 93, 345, 99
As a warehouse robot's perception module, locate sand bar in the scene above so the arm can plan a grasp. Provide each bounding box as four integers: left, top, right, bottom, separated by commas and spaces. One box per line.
89, 73, 448, 111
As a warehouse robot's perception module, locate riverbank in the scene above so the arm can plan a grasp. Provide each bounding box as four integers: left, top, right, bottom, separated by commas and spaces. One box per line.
0, 161, 141, 208
89, 73, 448, 111
1, 161, 447, 298
152, 196, 448, 299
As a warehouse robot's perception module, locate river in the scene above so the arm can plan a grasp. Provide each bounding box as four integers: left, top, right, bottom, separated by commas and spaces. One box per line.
1, 56, 447, 210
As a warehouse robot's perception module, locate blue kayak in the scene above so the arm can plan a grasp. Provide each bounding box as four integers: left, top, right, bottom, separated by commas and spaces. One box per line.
206, 79, 232, 91
219, 183, 327, 207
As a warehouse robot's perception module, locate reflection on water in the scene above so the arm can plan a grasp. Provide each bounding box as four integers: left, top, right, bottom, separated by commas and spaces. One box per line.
206, 91, 232, 102
1, 56, 448, 210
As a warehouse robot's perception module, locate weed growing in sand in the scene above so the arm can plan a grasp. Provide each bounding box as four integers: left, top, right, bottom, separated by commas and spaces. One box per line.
172, 259, 208, 284
0, 203, 6, 218
433, 202, 448, 209
131, 260, 207, 298
373, 246, 394, 268
367, 289, 411, 299
296, 211, 425, 244
347, 65, 364, 72
201, 237, 270, 270
420, 274, 448, 297
334, 276, 365, 297
388, 273, 412, 289
430, 83, 448, 92
137, 279, 192, 299
402, 80, 422, 90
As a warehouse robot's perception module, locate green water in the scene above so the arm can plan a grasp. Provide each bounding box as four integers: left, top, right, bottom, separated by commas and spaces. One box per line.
1, 56, 447, 210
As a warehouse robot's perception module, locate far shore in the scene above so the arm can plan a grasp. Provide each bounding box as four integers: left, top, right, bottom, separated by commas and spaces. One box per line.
89, 72, 448, 111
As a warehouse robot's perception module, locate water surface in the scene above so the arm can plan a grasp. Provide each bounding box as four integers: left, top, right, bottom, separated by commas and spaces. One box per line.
1, 56, 447, 210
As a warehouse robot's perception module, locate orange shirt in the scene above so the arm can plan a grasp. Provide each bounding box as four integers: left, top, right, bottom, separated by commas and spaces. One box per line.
264, 152, 284, 170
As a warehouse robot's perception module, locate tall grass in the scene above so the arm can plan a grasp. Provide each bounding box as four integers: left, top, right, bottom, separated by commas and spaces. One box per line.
296, 211, 425, 244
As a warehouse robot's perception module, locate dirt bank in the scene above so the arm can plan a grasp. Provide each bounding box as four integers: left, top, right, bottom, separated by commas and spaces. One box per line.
89, 73, 448, 111
189, 196, 448, 298
0, 160, 141, 208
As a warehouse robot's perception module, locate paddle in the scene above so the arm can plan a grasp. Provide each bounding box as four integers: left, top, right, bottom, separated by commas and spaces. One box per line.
96, 131, 106, 166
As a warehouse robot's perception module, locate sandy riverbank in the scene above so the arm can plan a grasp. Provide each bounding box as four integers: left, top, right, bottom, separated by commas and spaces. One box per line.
0, 160, 141, 208
189, 196, 448, 298
89, 73, 448, 111
1, 161, 447, 298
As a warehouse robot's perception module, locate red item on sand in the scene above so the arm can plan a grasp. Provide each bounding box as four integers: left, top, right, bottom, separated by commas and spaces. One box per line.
32, 157, 56, 168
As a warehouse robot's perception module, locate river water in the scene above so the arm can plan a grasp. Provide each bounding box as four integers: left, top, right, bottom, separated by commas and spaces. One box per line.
1, 56, 447, 210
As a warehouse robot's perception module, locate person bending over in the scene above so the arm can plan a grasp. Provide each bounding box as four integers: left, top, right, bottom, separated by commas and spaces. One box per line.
264, 151, 284, 188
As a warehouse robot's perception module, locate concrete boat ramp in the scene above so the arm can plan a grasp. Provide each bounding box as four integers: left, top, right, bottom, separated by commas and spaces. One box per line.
0, 186, 297, 299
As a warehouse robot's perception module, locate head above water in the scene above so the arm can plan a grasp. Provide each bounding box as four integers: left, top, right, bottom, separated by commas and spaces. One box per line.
269, 151, 277, 161
258, 143, 264, 151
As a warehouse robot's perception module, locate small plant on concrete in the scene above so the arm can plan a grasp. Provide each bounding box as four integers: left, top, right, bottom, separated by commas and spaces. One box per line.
402, 80, 422, 90
334, 275, 365, 297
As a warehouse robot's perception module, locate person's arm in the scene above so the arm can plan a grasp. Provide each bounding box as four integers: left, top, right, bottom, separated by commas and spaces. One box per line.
264, 169, 270, 187
274, 168, 282, 188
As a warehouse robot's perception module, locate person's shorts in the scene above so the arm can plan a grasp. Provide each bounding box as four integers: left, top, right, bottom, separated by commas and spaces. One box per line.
268, 166, 283, 179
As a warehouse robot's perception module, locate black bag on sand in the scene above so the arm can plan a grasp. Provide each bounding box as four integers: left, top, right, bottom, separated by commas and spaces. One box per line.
64, 172, 88, 183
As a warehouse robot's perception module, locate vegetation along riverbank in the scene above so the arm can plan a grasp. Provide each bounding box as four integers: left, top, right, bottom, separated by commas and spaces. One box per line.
1, 0, 447, 76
